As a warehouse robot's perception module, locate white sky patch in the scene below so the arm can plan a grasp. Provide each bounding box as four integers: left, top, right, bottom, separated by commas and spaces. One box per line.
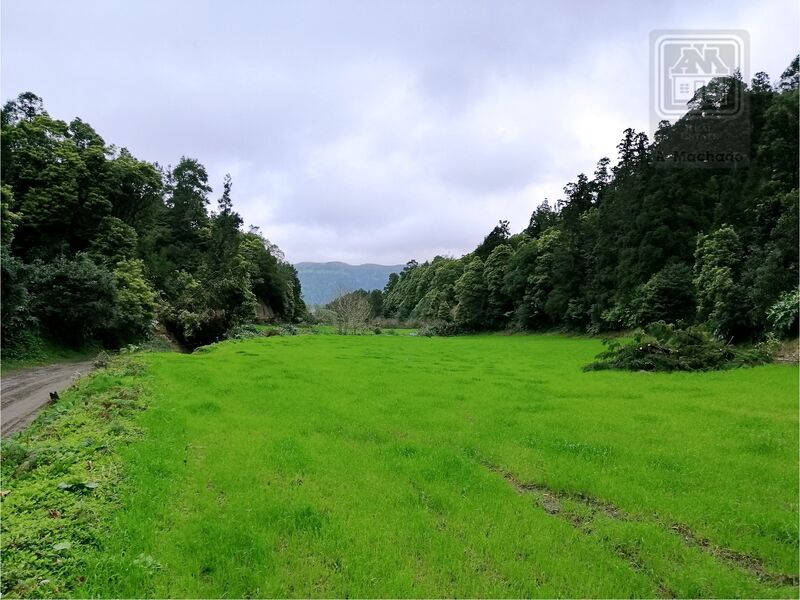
2, 0, 797, 263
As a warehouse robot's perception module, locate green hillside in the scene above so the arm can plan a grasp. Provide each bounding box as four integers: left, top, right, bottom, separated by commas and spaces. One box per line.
296, 261, 404, 305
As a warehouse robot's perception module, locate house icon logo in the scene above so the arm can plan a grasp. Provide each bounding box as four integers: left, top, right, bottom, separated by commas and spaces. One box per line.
651, 31, 748, 120
669, 44, 731, 103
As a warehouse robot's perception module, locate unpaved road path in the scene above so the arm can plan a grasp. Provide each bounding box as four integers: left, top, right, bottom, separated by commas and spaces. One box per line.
1, 361, 95, 437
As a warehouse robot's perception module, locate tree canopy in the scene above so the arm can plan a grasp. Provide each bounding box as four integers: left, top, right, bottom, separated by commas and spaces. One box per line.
382, 56, 799, 341
1, 93, 306, 354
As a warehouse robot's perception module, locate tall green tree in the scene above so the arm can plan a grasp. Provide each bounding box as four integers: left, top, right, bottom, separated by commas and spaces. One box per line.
484, 244, 513, 327
693, 226, 747, 339
474, 220, 510, 260
454, 257, 487, 330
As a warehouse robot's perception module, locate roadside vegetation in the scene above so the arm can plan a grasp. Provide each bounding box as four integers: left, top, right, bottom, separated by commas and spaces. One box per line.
0, 355, 148, 597
2, 334, 796, 598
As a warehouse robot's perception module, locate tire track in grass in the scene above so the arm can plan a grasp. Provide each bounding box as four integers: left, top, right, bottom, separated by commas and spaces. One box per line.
666, 522, 799, 588
484, 462, 799, 593
482, 463, 677, 598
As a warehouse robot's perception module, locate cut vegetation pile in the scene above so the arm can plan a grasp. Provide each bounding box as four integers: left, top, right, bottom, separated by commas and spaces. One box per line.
1, 335, 797, 598
584, 322, 777, 372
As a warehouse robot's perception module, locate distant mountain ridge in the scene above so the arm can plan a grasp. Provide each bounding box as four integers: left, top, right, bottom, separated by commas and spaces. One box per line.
295, 261, 405, 306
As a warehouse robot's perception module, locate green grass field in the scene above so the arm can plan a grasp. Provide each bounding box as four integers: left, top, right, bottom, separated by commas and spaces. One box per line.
4, 334, 798, 597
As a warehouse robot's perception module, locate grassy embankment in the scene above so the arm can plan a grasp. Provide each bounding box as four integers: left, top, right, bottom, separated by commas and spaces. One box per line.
1, 334, 797, 597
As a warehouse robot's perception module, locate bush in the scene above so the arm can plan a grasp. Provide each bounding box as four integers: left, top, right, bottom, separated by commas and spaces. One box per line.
164, 271, 249, 349
417, 321, 461, 337
93, 350, 112, 368
28, 255, 118, 346
584, 321, 774, 372
226, 324, 262, 340
109, 259, 159, 345
693, 226, 747, 339
627, 263, 695, 327
373, 317, 423, 329
0, 248, 40, 357
767, 288, 799, 337
226, 323, 298, 340
23, 255, 158, 349
278, 324, 299, 336
311, 307, 338, 325
0, 438, 29, 471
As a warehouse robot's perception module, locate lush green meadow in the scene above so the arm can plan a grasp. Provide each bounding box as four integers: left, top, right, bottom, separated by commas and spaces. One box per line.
4, 334, 799, 597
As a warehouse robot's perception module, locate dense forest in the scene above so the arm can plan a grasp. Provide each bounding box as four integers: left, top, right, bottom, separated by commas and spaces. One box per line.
1, 93, 305, 355
2, 56, 797, 358
379, 57, 799, 341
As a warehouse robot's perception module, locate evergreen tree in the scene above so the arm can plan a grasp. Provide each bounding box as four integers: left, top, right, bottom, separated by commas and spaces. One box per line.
484, 244, 513, 327
693, 226, 747, 339
474, 220, 510, 260
454, 257, 486, 329
381, 55, 798, 342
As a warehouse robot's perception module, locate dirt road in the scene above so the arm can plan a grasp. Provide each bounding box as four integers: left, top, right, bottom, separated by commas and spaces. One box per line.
1, 361, 95, 437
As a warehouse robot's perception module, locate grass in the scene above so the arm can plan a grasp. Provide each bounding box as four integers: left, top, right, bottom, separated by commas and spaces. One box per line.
0, 356, 148, 597
2, 334, 798, 597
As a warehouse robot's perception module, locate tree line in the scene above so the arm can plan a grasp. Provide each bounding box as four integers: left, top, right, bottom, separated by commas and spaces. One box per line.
1, 93, 306, 355
379, 57, 799, 341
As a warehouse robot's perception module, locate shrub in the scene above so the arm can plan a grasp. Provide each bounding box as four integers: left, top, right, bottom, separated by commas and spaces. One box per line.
311, 307, 338, 325
109, 259, 159, 344
28, 255, 118, 346
226, 324, 262, 340
693, 226, 747, 339
226, 323, 297, 340
418, 321, 461, 337
0, 438, 29, 471
93, 350, 112, 368
0, 248, 40, 357
278, 324, 299, 336
627, 263, 695, 327
373, 317, 423, 329
164, 270, 254, 349
767, 288, 799, 337
584, 321, 774, 372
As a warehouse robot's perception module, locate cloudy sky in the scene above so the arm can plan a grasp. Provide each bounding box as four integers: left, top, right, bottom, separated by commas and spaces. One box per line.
2, 1, 797, 264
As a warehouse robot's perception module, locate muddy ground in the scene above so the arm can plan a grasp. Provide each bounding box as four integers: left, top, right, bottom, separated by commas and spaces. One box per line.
1, 361, 94, 436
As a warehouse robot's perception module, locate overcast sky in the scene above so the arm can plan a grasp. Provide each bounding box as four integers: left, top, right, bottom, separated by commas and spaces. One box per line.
2, 1, 798, 264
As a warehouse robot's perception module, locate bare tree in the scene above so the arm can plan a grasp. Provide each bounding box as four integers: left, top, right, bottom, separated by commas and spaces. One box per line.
329, 287, 371, 334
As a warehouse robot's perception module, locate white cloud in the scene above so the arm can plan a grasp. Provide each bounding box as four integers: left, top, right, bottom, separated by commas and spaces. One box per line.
2, 0, 797, 263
